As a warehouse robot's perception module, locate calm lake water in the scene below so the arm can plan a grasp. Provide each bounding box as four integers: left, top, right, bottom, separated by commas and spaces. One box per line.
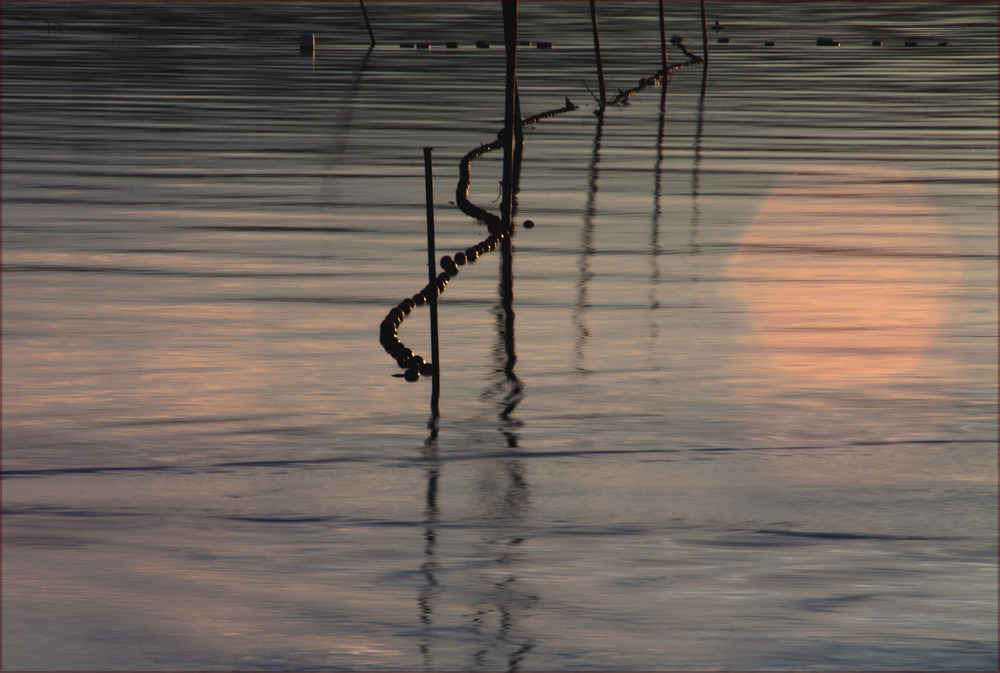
2, 2, 997, 670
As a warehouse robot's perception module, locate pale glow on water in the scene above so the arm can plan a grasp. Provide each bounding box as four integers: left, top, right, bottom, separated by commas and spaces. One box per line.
2, 1, 997, 670
730, 165, 962, 385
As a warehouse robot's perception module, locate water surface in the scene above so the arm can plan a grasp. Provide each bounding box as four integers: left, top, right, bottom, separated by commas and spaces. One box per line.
2, 2, 997, 670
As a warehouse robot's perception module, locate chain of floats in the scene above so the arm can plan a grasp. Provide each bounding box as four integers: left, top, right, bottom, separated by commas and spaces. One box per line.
380, 42, 703, 382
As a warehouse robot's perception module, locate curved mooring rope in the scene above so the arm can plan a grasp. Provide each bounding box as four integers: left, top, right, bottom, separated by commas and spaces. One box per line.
380, 43, 703, 382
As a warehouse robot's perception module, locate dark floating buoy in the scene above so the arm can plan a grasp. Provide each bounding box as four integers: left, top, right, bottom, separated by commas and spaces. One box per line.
536, 41, 553, 49
717, 36, 730, 43
905, 40, 918, 47
523, 220, 535, 229
764, 40, 776, 46
399, 42, 415, 48
817, 37, 840, 46
518, 40, 533, 46
415, 42, 430, 49
712, 20, 724, 32
441, 255, 458, 276
937, 41, 949, 46
446, 41, 459, 48
299, 32, 315, 53
872, 39, 883, 46
476, 40, 490, 49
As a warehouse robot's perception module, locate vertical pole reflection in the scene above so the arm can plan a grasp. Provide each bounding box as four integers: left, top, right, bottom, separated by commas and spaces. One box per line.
321, 48, 372, 193
573, 112, 605, 374
466, 8, 536, 666
469, 205, 537, 673
689, 67, 708, 287
417, 426, 440, 669
649, 81, 668, 339
491, 237, 524, 428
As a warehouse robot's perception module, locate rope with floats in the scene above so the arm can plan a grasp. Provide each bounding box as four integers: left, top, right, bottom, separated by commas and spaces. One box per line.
379, 41, 703, 382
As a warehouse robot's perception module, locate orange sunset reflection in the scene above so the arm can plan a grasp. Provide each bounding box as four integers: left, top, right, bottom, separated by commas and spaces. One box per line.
729, 166, 961, 386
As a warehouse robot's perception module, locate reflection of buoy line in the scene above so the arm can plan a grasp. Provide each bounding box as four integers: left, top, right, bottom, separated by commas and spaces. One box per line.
607, 41, 702, 107
381, 43, 705, 382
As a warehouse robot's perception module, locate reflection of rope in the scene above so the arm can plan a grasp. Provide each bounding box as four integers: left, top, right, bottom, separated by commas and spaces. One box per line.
380, 43, 704, 382
607, 41, 702, 107
380, 98, 577, 382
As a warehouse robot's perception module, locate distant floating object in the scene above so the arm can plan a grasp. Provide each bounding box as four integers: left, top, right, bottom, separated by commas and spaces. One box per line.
670, 34, 684, 44
717, 36, 730, 43
712, 20, 724, 32
476, 40, 490, 48
872, 39, 883, 46
905, 39, 918, 46
817, 37, 840, 46
415, 42, 430, 49
537, 40, 553, 49
399, 42, 415, 48
446, 41, 459, 48
518, 40, 533, 46
299, 32, 315, 53
937, 40, 949, 46
764, 40, 776, 46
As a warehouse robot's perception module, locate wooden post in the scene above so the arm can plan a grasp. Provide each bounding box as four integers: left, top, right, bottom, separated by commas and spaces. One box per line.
700, 0, 709, 63
359, 0, 375, 47
501, 0, 520, 228
423, 147, 440, 420
589, 0, 607, 109
658, 0, 668, 72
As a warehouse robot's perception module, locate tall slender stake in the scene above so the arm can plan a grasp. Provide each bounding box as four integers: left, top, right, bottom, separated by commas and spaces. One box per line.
658, 0, 668, 72
359, 0, 375, 47
700, 0, 709, 63
589, 0, 607, 110
423, 147, 440, 421
501, 0, 519, 226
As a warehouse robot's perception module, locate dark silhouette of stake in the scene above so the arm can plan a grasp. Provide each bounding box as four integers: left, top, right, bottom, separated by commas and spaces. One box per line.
658, 0, 668, 72
700, 0, 709, 63
359, 0, 375, 47
381, 1, 707, 385
589, 0, 607, 110
501, 0, 521, 228
423, 147, 441, 421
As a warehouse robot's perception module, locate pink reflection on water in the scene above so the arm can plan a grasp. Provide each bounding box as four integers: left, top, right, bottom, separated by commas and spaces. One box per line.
729, 166, 961, 386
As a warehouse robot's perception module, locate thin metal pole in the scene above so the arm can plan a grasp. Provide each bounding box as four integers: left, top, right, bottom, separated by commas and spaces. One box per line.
359, 0, 375, 47
423, 147, 440, 420
589, 0, 607, 110
700, 0, 709, 63
658, 0, 668, 72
